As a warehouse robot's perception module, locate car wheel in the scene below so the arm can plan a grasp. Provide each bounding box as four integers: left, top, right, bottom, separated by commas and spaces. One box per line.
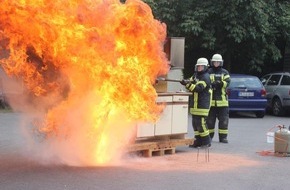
255, 111, 265, 118
272, 98, 284, 116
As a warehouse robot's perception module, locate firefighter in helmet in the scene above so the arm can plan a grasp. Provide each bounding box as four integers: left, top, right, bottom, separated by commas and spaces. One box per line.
207, 54, 231, 143
180, 58, 212, 147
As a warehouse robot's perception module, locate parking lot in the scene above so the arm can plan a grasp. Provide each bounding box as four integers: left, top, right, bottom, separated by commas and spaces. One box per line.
1, 112, 290, 190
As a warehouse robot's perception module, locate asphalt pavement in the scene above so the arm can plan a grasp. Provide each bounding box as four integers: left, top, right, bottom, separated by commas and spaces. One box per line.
1, 111, 290, 190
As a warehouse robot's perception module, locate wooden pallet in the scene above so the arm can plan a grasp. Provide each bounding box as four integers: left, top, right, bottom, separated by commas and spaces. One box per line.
141, 147, 176, 157
127, 136, 194, 157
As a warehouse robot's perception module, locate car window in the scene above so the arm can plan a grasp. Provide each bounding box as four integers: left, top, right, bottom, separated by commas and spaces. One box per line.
267, 75, 281, 85
230, 77, 262, 88
281, 75, 290, 85
260, 75, 270, 85
230, 79, 245, 88
245, 78, 262, 88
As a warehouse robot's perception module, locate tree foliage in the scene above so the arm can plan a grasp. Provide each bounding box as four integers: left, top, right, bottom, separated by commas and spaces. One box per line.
143, 0, 290, 76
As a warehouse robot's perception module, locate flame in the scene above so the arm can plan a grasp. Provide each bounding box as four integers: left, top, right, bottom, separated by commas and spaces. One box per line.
0, 0, 169, 165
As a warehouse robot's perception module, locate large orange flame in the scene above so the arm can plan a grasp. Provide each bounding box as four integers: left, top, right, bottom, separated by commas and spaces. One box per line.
0, 0, 169, 165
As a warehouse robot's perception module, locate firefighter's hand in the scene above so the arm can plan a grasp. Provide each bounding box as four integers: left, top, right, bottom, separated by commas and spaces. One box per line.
185, 82, 196, 90
180, 79, 189, 86
213, 80, 222, 88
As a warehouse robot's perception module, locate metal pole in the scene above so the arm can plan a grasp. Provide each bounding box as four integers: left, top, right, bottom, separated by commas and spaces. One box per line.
156, 77, 183, 83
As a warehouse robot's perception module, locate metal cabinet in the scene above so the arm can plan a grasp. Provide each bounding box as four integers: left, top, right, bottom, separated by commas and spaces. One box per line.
154, 96, 172, 136
171, 95, 189, 134
136, 122, 155, 138
136, 93, 190, 138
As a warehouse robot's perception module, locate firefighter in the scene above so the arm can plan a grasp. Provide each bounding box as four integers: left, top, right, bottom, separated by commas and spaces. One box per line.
180, 58, 212, 147
207, 54, 231, 143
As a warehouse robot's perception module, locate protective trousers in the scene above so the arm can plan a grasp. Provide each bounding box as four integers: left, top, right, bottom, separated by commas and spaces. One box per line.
192, 115, 211, 146
207, 106, 229, 140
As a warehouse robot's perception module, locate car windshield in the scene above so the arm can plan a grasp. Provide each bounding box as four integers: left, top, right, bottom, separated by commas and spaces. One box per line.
229, 77, 262, 88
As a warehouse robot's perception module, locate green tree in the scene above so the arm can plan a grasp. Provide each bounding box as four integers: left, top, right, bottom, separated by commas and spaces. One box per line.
144, 0, 290, 76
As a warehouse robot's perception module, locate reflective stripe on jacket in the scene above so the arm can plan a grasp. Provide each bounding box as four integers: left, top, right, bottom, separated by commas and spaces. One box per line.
186, 71, 212, 116
208, 68, 230, 107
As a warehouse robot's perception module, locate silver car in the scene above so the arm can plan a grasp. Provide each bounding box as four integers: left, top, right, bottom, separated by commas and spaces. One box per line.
260, 72, 290, 116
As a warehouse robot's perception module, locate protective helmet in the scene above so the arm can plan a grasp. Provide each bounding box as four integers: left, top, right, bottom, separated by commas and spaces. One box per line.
211, 53, 223, 67
195, 58, 209, 72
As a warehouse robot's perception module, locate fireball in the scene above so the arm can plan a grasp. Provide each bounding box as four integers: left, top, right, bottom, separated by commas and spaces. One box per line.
0, 0, 169, 165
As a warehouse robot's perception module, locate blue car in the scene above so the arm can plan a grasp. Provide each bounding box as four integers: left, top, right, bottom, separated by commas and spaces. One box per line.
227, 74, 267, 118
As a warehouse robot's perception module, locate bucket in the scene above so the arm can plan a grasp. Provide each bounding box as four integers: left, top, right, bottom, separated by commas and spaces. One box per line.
267, 132, 274, 143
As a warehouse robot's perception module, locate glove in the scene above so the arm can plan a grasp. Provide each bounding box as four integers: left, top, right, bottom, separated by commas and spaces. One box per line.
191, 78, 197, 84
180, 79, 189, 86
212, 80, 222, 88
185, 82, 196, 91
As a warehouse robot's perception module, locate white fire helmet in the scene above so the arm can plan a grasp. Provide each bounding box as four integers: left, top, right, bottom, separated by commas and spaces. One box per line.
195, 57, 209, 72
211, 53, 223, 67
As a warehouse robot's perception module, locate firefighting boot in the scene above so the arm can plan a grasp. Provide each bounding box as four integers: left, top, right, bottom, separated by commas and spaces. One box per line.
201, 135, 211, 147
219, 138, 228, 143
189, 136, 202, 148
219, 134, 228, 143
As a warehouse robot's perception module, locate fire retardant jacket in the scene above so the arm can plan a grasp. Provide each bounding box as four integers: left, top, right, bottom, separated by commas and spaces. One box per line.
208, 67, 231, 107
185, 70, 212, 116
